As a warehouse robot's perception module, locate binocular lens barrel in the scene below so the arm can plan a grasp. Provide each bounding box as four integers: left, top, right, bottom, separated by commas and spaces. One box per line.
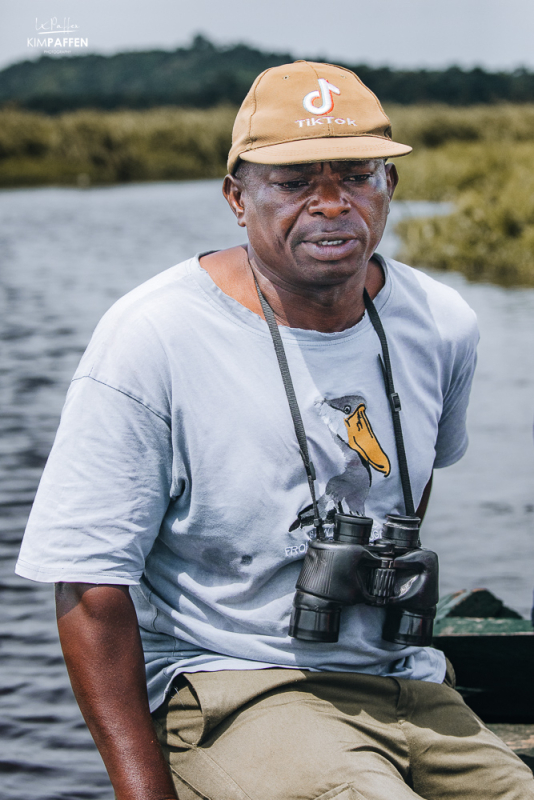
382, 608, 435, 646
289, 592, 341, 642
382, 514, 421, 549
334, 514, 373, 544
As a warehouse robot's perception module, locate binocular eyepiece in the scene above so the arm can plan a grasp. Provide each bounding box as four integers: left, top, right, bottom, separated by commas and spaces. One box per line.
289, 513, 439, 647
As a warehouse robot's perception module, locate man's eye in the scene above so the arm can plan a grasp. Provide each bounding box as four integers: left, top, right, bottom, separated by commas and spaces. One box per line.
276, 180, 308, 189
346, 174, 371, 183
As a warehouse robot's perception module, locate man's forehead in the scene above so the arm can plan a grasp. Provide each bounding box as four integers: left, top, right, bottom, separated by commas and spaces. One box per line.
269, 160, 381, 173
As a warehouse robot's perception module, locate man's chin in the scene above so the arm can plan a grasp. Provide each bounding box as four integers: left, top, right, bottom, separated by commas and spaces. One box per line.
294, 246, 371, 285
296, 260, 369, 289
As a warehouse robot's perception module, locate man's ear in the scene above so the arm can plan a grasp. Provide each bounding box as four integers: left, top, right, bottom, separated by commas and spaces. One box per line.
223, 174, 247, 228
385, 162, 399, 201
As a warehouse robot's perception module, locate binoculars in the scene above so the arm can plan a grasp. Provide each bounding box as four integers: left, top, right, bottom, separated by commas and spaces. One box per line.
289, 513, 439, 647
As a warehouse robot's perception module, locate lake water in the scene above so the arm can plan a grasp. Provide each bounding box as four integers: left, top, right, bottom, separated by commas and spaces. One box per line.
1, 180, 533, 799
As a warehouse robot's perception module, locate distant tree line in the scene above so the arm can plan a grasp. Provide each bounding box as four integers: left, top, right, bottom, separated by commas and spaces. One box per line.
2, 34, 534, 113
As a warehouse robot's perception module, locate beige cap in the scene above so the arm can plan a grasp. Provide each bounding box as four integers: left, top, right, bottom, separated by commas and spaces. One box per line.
227, 61, 412, 173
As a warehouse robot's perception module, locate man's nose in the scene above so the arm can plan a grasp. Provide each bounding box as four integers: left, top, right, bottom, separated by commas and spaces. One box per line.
307, 183, 351, 218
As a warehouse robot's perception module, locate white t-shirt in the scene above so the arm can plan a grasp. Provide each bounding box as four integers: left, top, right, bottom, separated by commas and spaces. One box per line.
16, 254, 479, 711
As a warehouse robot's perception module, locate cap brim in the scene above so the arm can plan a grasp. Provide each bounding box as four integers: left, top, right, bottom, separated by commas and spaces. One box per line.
239, 135, 412, 166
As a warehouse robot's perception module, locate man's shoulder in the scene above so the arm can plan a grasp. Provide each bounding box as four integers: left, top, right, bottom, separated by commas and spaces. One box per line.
103, 256, 200, 324
385, 257, 478, 345
73, 255, 204, 383
87, 254, 208, 346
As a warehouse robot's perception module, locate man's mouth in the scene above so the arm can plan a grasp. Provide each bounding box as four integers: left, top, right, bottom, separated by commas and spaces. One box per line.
317, 239, 345, 247
302, 234, 360, 260
306, 233, 355, 244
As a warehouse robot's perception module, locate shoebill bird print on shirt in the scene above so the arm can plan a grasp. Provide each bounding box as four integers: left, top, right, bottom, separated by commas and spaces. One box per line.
290, 394, 391, 531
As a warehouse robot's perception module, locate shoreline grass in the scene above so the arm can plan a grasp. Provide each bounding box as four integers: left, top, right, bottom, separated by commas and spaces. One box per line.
396, 155, 534, 288
0, 106, 235, 187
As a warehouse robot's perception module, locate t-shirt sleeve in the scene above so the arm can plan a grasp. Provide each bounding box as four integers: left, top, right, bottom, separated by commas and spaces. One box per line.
433, 312, 479, 469
15, 374, 173, 584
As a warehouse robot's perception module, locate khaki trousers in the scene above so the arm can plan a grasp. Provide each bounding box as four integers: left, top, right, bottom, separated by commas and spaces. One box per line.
152, 668, 534, 800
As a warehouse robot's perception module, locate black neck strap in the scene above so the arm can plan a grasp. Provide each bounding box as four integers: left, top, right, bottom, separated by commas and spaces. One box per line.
362, 289, 415, 517
253, 273, 415, 531
253, 274, 324, 535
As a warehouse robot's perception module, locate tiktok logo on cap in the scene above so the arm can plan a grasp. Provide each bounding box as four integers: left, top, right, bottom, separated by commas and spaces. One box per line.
303, 79, 341, 115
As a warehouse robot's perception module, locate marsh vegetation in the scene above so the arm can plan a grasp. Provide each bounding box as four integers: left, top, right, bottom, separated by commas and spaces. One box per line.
0, 106, 235, 186
386, 105, 534, 286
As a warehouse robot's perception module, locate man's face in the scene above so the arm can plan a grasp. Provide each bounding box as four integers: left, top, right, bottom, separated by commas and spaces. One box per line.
224, 159, 398, 288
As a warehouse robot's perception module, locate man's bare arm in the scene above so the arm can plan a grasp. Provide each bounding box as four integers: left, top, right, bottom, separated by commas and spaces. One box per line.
55, 583, 178, 800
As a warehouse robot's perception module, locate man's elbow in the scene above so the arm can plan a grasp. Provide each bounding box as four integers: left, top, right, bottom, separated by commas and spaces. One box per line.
55, 582, 132, 620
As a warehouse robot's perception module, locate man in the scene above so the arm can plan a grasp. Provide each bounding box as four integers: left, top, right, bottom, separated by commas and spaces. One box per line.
16, 61, 534, 799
